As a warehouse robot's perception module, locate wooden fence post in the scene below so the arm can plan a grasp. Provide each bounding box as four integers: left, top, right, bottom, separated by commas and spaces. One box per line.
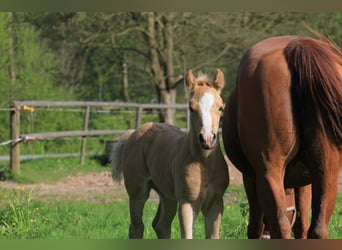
136, 106, 143, 128
10, 103, 20, 174
80, 106, 90, 165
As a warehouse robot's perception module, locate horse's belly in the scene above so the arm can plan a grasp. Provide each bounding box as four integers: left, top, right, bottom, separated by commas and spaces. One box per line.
151, 175, 177, 199
284, 160, 312, 188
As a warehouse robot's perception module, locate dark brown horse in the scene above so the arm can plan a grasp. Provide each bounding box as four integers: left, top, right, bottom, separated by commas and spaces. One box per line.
222, 35, 342, 239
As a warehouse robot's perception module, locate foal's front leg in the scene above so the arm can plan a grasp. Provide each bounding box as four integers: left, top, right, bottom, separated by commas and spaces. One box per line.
202, 197, 224, 239
178, 200, 199, 239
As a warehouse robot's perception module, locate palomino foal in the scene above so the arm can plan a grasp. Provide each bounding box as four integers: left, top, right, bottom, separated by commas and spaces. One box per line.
111, 69, 229, 239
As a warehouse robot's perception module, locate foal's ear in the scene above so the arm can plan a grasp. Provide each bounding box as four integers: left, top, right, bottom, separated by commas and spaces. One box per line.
185, 69, 197, 91
212, 68, 225, 92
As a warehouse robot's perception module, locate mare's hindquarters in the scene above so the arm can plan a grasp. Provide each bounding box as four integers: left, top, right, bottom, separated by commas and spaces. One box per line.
224, 37, 299, 238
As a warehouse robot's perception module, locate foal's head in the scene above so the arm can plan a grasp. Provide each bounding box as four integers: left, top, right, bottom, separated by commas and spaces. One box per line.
186, 69, 225, 150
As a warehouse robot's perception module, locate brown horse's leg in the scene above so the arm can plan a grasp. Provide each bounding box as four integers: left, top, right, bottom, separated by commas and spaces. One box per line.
243, 174, 264, 239
306, 140, 340, 239
262, 188, 296, 239
202, 197, 224, 239
262, 217, 270, 239
293, 185, 311, 239
152, 195, 177, 239
256, 170, 292, 239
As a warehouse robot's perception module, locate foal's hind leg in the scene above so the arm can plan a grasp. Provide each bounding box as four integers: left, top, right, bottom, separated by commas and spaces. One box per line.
126, 183, 151, 238
152, 195, 177, 239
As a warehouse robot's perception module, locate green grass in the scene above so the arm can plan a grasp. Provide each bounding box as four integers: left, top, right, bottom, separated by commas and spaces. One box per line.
0, 187, 247, 239
1, 184, 340, 239
3, 156, 107, 184
0, 157, 341, 239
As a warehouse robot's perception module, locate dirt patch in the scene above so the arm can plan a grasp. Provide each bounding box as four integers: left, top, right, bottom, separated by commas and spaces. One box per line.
0, 161, 341, 204
0, 171, 127, 203
0, 160, 243, 204
226, 159, 243, 186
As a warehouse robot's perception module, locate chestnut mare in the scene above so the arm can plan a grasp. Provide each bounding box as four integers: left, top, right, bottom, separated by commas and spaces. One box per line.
111, 69, 229, 239
222, 36, 342, 239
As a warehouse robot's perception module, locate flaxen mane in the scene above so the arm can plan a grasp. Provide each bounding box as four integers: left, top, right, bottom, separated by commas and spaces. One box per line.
195, 73, 212, 86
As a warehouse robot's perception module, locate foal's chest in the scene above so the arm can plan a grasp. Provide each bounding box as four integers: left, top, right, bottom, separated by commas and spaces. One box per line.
182, 162, 210, 201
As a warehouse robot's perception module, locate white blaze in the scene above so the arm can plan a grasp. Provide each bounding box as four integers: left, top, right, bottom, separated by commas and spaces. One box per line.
199, 92, 215, 135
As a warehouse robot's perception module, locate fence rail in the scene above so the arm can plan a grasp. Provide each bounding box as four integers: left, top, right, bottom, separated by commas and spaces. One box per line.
13, 100, 188, 109
7, 100, 189, 174
20, 130, 130, 141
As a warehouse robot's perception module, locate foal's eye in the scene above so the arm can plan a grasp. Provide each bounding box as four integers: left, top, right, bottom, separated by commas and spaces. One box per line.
219, 106, 224, 112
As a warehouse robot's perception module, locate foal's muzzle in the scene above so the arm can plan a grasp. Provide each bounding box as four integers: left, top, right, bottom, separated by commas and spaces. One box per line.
199, 132, 217, 150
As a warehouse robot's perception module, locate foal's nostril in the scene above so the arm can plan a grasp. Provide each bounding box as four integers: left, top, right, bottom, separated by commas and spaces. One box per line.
212, 133, 217, 142
199, 133, 205, 145
199, 132, 216, 150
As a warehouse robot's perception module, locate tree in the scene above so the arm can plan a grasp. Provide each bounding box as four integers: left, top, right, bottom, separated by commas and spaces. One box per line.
22, 12, 342, 125
0, 12, 75, 144
143, 12, 180, 124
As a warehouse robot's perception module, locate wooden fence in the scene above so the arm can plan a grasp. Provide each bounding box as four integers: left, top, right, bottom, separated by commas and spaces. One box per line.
8, 101, 189, 174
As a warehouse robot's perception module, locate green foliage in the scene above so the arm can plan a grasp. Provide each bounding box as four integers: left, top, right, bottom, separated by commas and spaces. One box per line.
0, 12, 76, 149
0, 13, 72, 106
1, 12, 342, 153
0, 187, 46, 239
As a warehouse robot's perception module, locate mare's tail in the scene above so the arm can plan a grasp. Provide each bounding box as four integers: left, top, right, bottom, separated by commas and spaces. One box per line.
284, 37, 342, 145
110, 130, 135, 183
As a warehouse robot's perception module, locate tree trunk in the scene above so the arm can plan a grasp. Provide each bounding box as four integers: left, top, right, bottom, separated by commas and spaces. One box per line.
146, 12, 177, 125
8, 13, 16, 100
121, 61, 130, 102
159, 88, 176, 125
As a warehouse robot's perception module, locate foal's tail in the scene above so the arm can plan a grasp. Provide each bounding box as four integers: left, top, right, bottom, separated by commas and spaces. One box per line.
110, 130, 135, 183
284, 37, 342, 145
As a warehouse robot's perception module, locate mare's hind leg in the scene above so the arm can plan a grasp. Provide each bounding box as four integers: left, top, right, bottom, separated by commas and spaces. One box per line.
305, 137, 341, 239
262, 188, 296, 239
243, 174, 264, 238
293, 185, 311, 239
126, 182, 151, 238
254, 161, 292, 239
152, 194, 177, 239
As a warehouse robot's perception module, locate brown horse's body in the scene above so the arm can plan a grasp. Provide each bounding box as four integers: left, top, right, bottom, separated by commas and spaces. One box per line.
111, 69, 229, 239
222, 35, 342, 238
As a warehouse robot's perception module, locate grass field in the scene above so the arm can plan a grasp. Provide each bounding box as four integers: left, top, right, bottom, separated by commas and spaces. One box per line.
0, 157, 341, 239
